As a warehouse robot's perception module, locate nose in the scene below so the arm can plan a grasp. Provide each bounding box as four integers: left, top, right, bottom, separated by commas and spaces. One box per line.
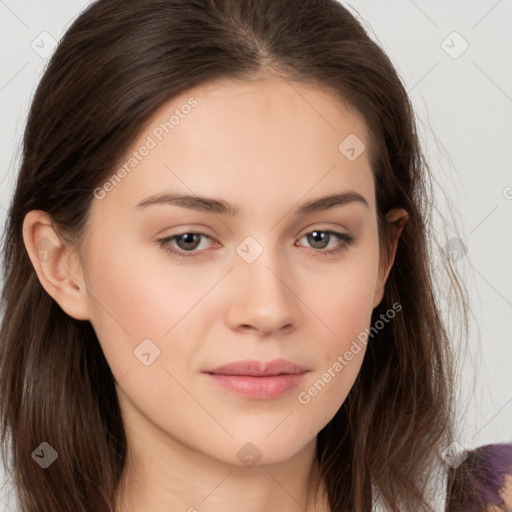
224, 246, 302, 336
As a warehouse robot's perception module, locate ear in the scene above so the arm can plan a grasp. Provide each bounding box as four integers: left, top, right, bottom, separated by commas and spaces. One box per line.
372, 208, 409, 309
22, 210, 90, 321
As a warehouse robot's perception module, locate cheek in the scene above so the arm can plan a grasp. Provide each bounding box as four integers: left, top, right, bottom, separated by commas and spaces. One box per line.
306, 250, 379, 348
83, 234, 207, 380
295, 327, 369, 439
289, 256, 379, 424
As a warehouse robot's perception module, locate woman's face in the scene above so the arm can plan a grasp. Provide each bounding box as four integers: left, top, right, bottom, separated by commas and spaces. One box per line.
66, 77, 402, 467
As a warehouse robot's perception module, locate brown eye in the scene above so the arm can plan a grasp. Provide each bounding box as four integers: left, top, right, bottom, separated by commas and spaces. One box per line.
175, 233, 202, 251
297, 230, 355, 257
158, 232, 214, 258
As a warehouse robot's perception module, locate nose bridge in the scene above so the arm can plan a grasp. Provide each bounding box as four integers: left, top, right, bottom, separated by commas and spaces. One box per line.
227, 232, 299, 333
236, 232, 289, 297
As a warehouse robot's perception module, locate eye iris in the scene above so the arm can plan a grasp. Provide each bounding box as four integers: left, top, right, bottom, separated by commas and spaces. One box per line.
177, 233, 201, 250
308, 231, 329, 249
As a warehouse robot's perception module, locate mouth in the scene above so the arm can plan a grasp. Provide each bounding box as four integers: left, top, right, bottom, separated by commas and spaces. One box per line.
203, 359, 310, 399
204, 358, 309, 377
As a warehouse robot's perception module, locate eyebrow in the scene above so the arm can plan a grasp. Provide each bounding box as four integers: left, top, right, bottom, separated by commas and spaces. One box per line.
136, 190, 370, 215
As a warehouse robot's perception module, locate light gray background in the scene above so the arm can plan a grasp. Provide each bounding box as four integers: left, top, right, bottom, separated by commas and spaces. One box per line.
1, 1, 511, 509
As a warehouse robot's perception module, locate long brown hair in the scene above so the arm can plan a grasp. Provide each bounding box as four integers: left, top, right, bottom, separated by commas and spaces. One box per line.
0, 0, 472, 510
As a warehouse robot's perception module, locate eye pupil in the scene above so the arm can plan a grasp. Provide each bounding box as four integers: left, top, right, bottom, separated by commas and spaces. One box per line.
308, 231, 329, 249
177, 233, 200, 250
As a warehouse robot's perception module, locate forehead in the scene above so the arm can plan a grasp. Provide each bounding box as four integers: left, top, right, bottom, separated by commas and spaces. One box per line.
168, 76, 369, 147
93, 76, 375, 219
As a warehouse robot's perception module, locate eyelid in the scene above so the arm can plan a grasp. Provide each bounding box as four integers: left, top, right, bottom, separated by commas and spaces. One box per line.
296, 222, 351, 237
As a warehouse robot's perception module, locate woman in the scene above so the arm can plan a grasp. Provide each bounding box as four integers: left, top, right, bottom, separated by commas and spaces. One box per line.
0, 0, 506, 510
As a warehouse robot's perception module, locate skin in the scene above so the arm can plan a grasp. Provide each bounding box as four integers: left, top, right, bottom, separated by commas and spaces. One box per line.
22, 75, 408, 512
501, 474, 512, 511
486, 474, 512, 511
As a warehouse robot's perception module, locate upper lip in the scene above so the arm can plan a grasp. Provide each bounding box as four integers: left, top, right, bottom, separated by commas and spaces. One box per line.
204, 358, 309, 376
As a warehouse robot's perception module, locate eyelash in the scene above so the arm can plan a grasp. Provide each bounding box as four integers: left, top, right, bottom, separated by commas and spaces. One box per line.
157, 229, 356, 259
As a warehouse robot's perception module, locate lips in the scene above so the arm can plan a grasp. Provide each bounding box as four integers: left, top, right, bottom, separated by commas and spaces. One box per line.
204, 358, 309, 377
204, 359, 310, 400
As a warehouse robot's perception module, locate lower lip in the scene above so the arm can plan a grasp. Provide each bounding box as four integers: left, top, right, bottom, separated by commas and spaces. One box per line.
204, 372, 309, 399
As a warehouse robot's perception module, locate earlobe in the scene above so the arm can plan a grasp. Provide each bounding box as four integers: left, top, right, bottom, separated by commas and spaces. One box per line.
22, 210, 90, 321
372, 208, 409, 309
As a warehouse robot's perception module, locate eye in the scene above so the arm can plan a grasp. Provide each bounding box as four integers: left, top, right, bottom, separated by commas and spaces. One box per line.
158, 231, 215, 259
157, 229, 356, 259
296, 229, 356, 257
